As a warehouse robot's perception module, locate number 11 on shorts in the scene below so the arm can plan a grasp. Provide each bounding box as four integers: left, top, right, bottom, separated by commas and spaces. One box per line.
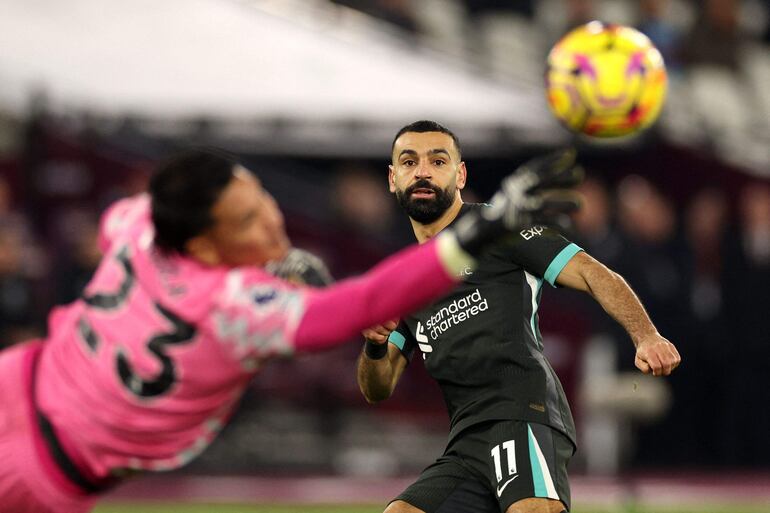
491, 440, 517, 482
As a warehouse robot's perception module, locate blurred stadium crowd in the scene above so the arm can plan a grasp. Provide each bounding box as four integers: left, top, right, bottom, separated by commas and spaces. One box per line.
0, 0, 767, 481
330, 0, 770, 172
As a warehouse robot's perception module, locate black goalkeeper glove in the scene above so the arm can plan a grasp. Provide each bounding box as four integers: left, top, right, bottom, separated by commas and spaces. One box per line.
451, 148, 583, 256
266, 248, 334, 288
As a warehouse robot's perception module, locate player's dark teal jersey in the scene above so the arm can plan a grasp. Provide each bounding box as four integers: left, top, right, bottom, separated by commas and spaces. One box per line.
388, 203, 583, 446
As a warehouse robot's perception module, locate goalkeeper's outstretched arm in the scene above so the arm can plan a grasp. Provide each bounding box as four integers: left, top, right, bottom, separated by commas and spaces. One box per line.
293, 233, 471, 352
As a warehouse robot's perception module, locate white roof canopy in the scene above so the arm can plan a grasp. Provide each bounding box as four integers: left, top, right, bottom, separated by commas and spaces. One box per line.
0, 0, 561, 151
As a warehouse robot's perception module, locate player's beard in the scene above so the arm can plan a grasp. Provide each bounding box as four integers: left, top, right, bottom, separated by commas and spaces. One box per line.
396, 179, 455, 225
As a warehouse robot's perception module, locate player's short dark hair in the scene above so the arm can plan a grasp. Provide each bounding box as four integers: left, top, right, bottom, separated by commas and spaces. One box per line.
391, 120, 462, 159
149, 148, 237, 254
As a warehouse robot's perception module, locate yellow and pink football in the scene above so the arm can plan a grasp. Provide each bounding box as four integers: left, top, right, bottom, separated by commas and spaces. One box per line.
545, 21, 668, 138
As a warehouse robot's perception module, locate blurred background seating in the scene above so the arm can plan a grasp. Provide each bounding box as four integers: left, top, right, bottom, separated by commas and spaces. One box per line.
0, 0, 768, 496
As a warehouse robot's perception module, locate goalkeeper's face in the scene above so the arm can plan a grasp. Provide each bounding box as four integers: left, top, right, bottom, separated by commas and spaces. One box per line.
389, 131, 466, 225
190, 167, 290, 267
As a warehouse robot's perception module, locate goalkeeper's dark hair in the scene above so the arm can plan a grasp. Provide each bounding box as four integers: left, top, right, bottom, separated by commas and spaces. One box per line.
392, 120, 462, 159
149, 148, 237, 254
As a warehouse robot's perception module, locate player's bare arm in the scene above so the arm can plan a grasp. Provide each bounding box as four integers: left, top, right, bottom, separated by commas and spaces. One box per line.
357, 321, 409, 404
555, 251, 681, 377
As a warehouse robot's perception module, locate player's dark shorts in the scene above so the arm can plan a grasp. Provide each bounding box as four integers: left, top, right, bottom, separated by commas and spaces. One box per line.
393, 420, 575, 513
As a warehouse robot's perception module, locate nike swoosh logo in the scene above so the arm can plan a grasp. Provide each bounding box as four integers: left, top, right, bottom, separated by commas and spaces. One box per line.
496, 475, 518, 497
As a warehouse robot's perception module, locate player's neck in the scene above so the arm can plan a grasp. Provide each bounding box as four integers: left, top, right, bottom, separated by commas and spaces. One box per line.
411, 197, 464, 244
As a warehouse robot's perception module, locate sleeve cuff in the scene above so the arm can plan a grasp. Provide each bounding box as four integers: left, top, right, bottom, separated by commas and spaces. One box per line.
388, 331, 406, 351
544, 243, 583, 287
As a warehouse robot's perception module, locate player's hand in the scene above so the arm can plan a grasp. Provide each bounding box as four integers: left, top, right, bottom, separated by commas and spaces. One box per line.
490, 148, 584, 227
634, 334, 681, 376
266, 248, 334, 288
362, 319, 398, 344
452, 148, 583, 255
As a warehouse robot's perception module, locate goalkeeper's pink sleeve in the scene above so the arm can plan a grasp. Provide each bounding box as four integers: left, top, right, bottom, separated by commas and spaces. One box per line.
293, 239, 457, 351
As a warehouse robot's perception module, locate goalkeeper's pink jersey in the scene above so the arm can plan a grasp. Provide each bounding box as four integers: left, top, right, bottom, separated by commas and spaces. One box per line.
34, 194, 457, 482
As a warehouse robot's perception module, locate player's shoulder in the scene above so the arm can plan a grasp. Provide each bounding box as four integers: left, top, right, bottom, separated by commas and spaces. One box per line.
459, 204, 567, 241
102, 194, 150, 230
215, 265, 305, 310
448, 202, 488, 226
138, 260, 297, 327
99, 194, 151, 252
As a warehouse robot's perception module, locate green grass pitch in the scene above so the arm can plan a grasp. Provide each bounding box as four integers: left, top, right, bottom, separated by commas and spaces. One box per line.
95, 503, 770, 513
96, 506, 377, 513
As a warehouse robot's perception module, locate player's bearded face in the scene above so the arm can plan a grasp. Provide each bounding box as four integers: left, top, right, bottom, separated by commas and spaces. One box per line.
396, 178, 455, 224
390, 130, 465, 225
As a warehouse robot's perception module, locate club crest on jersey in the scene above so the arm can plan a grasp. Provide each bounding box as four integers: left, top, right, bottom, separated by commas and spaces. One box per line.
520, 226, 545, 240
415, 322, 432, 352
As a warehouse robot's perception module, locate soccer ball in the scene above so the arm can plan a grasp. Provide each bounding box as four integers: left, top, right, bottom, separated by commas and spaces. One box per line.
545, 21, 667, 138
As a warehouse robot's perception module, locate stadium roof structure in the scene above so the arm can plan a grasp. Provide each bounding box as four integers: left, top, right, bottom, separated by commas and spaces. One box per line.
0, 0, 564, 155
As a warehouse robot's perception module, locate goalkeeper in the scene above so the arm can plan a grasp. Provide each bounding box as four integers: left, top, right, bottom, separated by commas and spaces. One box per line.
0, 147, 578, 513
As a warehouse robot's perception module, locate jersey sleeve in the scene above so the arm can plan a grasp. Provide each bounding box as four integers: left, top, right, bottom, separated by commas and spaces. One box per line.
209, 268, 307, 366
498, 225, 583, 287
98, 194, 151, 254
387, 320, 417, 362
210, 234, 460, 366
292, 238, 457, 353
